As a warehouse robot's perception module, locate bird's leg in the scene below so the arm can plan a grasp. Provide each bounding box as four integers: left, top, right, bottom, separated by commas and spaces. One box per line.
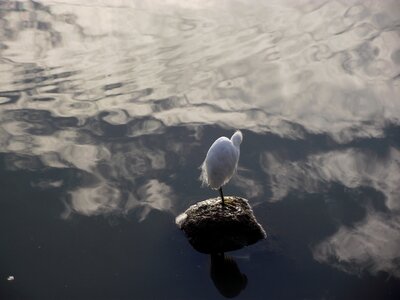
219, 187, 225, 205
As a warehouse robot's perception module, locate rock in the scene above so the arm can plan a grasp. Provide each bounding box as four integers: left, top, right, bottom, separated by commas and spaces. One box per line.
176, 196, 266, 254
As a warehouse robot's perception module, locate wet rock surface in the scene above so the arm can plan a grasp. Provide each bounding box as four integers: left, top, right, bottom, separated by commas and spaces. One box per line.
176, 196, 266, 254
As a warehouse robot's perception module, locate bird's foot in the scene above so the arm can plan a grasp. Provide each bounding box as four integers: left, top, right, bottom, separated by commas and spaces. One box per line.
220, 197, 236, 208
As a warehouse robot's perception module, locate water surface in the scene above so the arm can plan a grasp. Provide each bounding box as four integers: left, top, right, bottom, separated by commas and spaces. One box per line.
1, 0, 400, 299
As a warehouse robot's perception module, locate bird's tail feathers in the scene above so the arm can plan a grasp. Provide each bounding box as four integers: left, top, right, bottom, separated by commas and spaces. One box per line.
199, 161, 209, 187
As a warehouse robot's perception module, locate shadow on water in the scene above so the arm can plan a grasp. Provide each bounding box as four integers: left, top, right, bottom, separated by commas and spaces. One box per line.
210, 253, 247, 298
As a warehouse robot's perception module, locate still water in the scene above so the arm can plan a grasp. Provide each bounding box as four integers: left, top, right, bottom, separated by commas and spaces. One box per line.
1, 0, 400, 299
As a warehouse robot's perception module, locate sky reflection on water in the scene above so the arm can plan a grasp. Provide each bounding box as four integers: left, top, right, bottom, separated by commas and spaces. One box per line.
1, 0, 400, 299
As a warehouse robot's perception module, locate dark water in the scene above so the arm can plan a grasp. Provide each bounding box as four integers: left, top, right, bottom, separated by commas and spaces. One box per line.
1, 0, 400, 299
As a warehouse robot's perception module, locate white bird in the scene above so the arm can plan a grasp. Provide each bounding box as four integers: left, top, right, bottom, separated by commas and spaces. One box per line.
200, 130, 243, 205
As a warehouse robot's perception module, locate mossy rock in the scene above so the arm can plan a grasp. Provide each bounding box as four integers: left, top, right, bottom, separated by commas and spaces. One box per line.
176, 196, 266, 254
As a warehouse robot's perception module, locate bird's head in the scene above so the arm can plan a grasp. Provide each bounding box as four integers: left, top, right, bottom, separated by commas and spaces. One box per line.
231, 130, 243, 147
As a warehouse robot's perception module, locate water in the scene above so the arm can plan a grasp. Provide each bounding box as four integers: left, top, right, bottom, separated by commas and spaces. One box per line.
1, 0, 400, 299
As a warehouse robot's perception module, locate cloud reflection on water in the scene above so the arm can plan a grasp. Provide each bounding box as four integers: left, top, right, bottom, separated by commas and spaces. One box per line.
0, 110, 179, 219
262, 147, 400, 209
0, 0, 400, 281
262, 147, 400, 277
1, 0, 399, 141
59, 134, 178, 220
313, 212, 400, 278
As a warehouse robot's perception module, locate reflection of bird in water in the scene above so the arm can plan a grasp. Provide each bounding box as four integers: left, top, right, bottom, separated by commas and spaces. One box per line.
210, 253, 247, 298
200, 131, 243, 205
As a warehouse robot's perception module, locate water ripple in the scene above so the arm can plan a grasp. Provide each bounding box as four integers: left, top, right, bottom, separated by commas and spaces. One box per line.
0, 1, 399, 268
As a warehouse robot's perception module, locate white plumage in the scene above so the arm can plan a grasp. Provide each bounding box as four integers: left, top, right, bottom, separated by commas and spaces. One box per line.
200, 130, 243, 204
